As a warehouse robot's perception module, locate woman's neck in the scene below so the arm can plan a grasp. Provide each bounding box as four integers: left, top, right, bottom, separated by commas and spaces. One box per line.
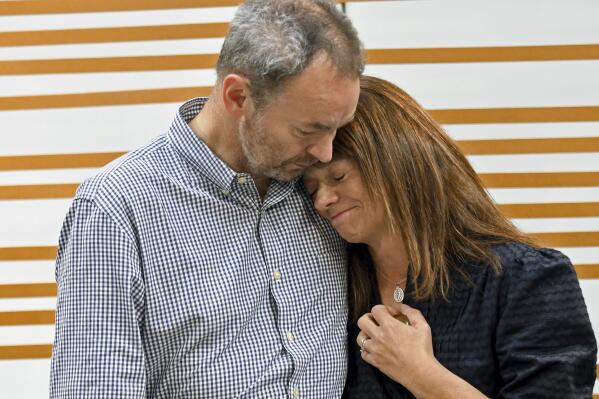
367, 231, 409, 281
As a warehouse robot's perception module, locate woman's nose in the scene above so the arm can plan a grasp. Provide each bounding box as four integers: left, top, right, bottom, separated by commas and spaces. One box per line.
313, 186, 338, 214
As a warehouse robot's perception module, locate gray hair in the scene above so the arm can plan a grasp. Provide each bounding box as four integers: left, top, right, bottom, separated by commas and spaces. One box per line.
216, 0, 364, 109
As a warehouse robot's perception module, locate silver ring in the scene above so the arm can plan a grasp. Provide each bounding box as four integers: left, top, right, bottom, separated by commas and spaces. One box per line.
360, 336, 370, 353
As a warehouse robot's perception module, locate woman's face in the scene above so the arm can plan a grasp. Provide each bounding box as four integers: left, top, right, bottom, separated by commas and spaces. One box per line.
303, 158, 386, 244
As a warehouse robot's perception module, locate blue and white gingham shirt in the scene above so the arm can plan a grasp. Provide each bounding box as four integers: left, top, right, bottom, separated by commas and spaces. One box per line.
50, 98, 348, 398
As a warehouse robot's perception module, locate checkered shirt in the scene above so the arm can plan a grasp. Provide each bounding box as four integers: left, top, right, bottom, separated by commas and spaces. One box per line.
50, 98, 348, 398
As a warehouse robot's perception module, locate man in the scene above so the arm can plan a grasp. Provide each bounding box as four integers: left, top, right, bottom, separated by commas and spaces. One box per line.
49, 0, 363, 397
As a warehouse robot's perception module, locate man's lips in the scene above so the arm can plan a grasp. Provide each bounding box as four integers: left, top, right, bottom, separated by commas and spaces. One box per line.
330, 206, 357, 221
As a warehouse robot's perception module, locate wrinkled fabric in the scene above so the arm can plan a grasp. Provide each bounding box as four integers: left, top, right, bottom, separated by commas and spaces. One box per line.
345, 242, 597, 398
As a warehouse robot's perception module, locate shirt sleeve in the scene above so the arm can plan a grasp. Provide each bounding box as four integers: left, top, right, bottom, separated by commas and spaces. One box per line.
49, 198, 146, 398
495, 247, 597, 398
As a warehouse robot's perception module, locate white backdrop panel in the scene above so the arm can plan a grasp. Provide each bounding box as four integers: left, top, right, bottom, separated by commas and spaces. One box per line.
0, 38, 225, 60
513, 217, 599, 233
1, 0, 598, 396
0, 169, 101, 185
0, 261, 56, 284
0, 360, 51, 398
445, 122, 599, 140
0, 104, 178, 155
347, 0, 599, 48
1, 69, 217, 96
0, 7, 238, 31
0, 326, 55, 346
365, 61, 599, 108
488, 188, 599, 204
0, 298, 57, 312
468, 153, 599, 173
0, 200, 70, 247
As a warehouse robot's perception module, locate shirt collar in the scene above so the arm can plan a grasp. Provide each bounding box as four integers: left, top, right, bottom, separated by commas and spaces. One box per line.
167, 97, 237, 192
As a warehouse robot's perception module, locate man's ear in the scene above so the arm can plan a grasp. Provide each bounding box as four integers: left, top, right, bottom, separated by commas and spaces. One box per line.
221, 74, 253, 119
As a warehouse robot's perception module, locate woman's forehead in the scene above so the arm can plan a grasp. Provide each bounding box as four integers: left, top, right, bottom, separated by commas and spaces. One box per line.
305, 158, 352, 179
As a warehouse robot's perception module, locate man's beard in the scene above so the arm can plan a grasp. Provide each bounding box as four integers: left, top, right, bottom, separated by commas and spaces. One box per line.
239, 113, 302, 181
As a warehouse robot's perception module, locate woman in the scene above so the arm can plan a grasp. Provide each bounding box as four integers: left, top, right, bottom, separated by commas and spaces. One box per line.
303, 76, 597, 398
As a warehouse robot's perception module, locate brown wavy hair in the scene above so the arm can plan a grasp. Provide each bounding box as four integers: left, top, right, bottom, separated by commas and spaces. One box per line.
335, 76, 536, 321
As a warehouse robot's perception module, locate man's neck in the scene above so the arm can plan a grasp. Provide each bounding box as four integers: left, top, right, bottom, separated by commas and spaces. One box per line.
188, 98, 271, 199
189, 98, 245, 170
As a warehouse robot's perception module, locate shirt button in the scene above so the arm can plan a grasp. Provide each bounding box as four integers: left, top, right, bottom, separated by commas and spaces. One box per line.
222, 188, 230, 196
286, 331, 294, 342
292, 387, 300, 398
237, 176, 247, 184
273, 271, 282, 281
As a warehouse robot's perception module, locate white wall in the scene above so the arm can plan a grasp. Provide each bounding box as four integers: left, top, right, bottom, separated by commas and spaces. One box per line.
0, 0, 598, 396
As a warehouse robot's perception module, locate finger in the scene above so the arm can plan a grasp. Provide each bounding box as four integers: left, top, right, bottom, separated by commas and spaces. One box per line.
356, 331, 369, 349
357, 312, 380, 338
381, 305, 411, 326
371, 304, 397, 326
360, 341, 378, 367
397, 303, 427, 327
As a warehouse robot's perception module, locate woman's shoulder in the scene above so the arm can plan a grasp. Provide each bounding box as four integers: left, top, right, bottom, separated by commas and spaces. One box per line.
493, 241, 573, 273
458, 241, 575, 287
489, 241, 579, 297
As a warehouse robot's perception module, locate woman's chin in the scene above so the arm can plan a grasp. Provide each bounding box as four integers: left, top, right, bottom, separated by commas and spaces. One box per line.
337, 229, 363, 244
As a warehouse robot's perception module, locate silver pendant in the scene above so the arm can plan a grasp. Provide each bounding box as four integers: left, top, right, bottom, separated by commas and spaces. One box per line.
393, 286, 404, 303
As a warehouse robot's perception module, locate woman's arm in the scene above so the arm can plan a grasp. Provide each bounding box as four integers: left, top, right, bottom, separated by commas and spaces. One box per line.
493, 248, 597, 397
357, 304, 488, 399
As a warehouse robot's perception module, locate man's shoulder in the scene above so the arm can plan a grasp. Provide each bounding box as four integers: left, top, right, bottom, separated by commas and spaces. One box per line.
76, 134, 171, 203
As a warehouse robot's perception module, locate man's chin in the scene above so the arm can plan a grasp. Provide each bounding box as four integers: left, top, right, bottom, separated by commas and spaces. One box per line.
268, 169, 302, 182
266, 165, 305, 181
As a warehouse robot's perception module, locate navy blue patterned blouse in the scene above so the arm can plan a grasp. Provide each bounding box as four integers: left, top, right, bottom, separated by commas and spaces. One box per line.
344, 243, 597, 398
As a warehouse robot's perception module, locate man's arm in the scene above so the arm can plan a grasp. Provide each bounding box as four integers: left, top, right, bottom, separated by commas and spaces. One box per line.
50, 198, 146, 398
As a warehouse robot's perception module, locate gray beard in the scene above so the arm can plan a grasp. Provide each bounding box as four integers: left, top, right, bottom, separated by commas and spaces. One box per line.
238, 115, 298, 182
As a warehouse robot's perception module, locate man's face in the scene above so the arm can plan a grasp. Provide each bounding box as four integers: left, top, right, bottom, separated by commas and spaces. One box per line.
238, 57, 360, 181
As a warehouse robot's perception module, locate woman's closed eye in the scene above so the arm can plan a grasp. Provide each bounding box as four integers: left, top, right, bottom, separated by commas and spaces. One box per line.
333, 173, 345, 182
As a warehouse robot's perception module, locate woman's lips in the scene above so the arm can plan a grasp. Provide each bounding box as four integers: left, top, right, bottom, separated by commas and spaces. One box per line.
331, 206, 357, 222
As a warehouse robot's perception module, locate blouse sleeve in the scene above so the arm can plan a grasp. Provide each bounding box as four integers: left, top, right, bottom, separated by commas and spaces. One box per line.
494, 246, 597, 398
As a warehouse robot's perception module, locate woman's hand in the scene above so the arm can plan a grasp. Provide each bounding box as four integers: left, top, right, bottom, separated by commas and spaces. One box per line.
356, 303, 438, 389
357, 304, 488, 399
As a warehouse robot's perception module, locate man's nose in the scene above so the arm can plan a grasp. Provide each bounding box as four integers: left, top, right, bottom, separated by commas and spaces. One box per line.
306, 133, 334, 164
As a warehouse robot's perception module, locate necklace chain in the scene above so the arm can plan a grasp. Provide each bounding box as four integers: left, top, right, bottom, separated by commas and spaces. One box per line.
377, 268, 407, 286
376, 268, 407, 304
